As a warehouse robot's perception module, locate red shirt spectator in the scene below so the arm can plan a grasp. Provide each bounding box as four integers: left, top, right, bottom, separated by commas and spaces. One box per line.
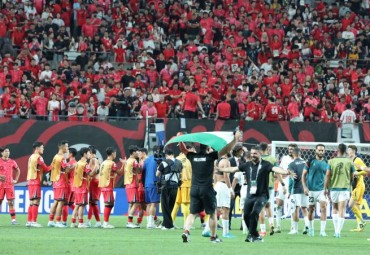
263, 97, 279, 122
32, 91, 48, 117
215, 96, 231, 120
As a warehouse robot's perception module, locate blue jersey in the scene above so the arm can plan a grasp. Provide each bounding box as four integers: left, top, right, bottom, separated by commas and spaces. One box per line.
306, 158, 328, 191
143, 155, 159, 188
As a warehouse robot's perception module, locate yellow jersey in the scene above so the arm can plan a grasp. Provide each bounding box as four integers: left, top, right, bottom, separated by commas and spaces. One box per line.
353, 157, 367, 189
176, 153, 192, 188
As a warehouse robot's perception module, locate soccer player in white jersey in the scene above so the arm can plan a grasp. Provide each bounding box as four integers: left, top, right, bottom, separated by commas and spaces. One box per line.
302, 144, 329, 237
275, 143, 297, 232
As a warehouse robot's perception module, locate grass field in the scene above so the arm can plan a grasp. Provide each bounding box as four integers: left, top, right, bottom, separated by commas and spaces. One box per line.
0, 214, 369, 255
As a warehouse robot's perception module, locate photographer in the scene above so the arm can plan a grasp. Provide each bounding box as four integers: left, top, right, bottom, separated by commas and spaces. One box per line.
156, 148, 183, 230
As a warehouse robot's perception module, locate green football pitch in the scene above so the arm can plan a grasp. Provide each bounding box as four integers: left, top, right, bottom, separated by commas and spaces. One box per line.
0, 214, 369, 255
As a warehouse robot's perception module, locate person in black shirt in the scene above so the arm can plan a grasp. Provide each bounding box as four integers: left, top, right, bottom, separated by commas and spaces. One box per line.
181, 131, 241, 243
219, 146, 289, 242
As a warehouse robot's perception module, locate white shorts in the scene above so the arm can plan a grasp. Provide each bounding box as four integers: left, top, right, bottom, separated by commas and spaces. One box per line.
276, 177, 290, 200
292, 194, 308, 207
308, 190, 328, 206
240, 184, 248, 209
214, 181, 231, 208
330, 191, 350, 203
268, 188, 275, 205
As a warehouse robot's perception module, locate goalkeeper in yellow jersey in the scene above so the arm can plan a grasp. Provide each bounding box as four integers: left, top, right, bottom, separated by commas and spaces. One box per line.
347, 145, 367, 231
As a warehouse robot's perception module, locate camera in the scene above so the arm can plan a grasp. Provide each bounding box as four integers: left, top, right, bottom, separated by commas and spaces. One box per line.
154, 145, 165, 164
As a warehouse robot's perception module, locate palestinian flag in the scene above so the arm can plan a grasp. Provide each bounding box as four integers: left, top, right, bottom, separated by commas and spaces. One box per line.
165, 132, 234, 152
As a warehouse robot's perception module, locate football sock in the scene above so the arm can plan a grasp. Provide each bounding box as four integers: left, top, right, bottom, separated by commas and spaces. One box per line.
309, 220, 314, 230
276, 206, 282, 228
32, 205, 39, 222
27, 205, 33, 222
93, 204, 100, 221
181, 204, 190, 223
78, 218, 83, 224
137, 217, 143, 224
62, 205, 69, 222
222, 220, 229, 236
204, 214, 210, 224
104, 207, 112, 222
56, 216, 61, 223
293, 221, 298, 232
242, 219, 247, 233
268, 217, 274, 227
87, 205, 93, 220
49, 213, 55, 221
320, 220, 326, 233
351, 206, 362, 224
9, 209, 16, 220
171, 203, 180, 222
338, 218, 345, 234
71, 218, 76, 223
199, 211, 206, 223
260, 223, 266, 232
304, 216, 309, 228
332, 214, 339, 234
128, 215, 134, 223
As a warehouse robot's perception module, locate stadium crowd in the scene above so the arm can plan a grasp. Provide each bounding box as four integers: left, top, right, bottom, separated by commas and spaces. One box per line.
0, 0, 369, 122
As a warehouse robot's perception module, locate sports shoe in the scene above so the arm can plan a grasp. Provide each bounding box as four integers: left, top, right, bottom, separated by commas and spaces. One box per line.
62, 222, 67, 227
30, 222, 43, 228
303, 226, 309, 235
350, 228, 363, 232
78, 223, 88, 228
135, 223, 142, 228
308, 229, 314, 237
319, 232, 327, 237
334, 233, 341, 238
269, 225, 275, 236
259, 231, 267, 237
47, 221, 55, 227
86, 221, 92, 228
55, 222, 67, 228
182, 232, 190, 243
202, 229, 211, 237
288, 230, 298, 235
359, 222, 367, 230
252, 236, 264, 243
146, 224, 156, 229
222, 233, 235, 238
210, 236, 222, 243
245, 234, 253, 242
102, 222, 115, 229
154, 219, 162, 227
70, 223, 77, 228
126, 222, 140, 229
26, 222, 32, 227
11, 220, 20, 225
94, 222, 102, 228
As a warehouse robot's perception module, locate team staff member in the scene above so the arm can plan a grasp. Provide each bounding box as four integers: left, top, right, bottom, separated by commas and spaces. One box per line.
26, 141, 52, 227
219, 146, 289, 242
156, 148, 182, 230
324, 143, 354, 238
347, 145, 367, 231
48, 140, 71, 228
0, 147, 20, 225
99, 147, 125, 229
171, 144, 194, 229
181, 131, 240, 243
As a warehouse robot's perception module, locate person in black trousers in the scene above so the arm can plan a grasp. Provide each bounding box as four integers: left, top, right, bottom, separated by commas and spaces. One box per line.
219, 146, 289, 242
156, 148, 183, 230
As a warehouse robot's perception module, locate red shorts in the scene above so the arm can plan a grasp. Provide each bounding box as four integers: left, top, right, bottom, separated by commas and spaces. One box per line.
89, 183, 101, 202
28, 185, 41, 200
102, 190, 114, 203
53, 187, 67, 201
0, 187, 15, 200
126, 187, 139, 203
74, 192, 88, 205
138, 187, 145, 203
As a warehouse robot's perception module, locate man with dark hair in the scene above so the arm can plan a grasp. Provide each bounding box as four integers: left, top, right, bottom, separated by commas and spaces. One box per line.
124, 145, 141, 228
228, 94, 240, 119
48, 140, 71, 228
26, 141, 52, 227
99, 147, 125, 228
181, 132, 241, 243
183, 85, 205, 119
324, 143, 355, 238
71, 147, 95, 228
87, 146, 102, 228
156, 148, 183, 230
215, 95, 231, 120
65, 147, 77, 224
302, 144, 328, 237
219, 146, 289, 242
262, 97, 279, 122
0, 147, 21, 225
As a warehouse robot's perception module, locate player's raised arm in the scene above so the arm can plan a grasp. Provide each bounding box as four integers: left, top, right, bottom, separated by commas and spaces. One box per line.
218, 131, 241, 158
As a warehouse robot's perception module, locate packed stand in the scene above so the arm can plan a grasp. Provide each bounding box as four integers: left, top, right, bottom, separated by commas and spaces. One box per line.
0, 0, 369, 123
